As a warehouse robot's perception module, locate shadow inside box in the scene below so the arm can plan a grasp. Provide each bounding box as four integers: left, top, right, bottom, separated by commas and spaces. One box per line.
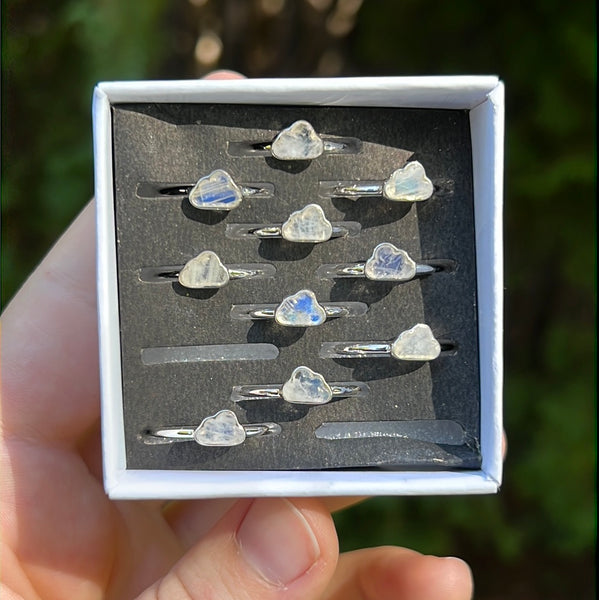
246, 320, 307, 347
235, 391, 349, 425
180, 199, 230, 224
236, 400, 309, 424
264, 156, 312, 173
257, 238, 315, 261
331, 197, 413, 228
171, 281, 219, 299
328, 278, 396, 304
332, 357, 425, 381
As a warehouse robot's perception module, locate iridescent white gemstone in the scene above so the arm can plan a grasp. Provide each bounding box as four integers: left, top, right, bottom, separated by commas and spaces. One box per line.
282, 366, 333, 405
194, 410, 246, 446
281, 204, 333, 243
275, 289, 327, 327
178, 250, 230, 288
271, 120, 324, 160
391, 323, 441, 361
383, 161, 434, 202
364, 243, 417, 281
188, 169, 243, 210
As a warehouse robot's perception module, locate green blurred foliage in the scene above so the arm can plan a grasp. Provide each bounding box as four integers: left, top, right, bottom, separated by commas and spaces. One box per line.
2, 0, 168, 305
2, 1, 596, 598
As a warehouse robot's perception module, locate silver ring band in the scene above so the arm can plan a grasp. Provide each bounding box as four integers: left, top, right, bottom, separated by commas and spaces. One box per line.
248, 224, 350, 241
231, 366, 370, 405
319, 324, 447, 361
138, 169, 274, 211
315, 243, 438, 282
319, 161, 435, 202
149, 424, 274, 440
227, 120, 361, 160
138, 251, 276, 289
246, 305, 350, 320
230, 289, 368, 327
144, 410, 281, 447
225, 204, 361, 244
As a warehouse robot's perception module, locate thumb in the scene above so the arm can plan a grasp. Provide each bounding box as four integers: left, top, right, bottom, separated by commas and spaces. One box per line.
137, 498, 338, 600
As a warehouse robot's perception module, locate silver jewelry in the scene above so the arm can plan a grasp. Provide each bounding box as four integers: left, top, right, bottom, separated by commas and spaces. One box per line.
225, 203, 360, 243
138, 250, 276, 289
230, 289, 368, 327
316, 242, 436, 281
319, 323, 444, 361
145, 409, 281, 446
231, 366, 369, 405
188, 169, 273, 211
177, 251, 273, 289
142, 169, 274, 210
228, 120, 360, 161
271, 120, 343, 160
320, 161, 434, 202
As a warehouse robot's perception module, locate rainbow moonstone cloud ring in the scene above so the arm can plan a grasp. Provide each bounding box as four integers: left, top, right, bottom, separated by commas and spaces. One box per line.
138, 250, 275, 289
228, 120, 361, 161
231, 366, 369, 405
144, 410, 281, 447
225, 204, 360, 243
319, 324, 448, 361
177, 251, 274, 289
146, 169, 274, 211
320, 161, 434, 202
316, 242, 437, 281
230, 289, 368, 327
188, 169, 265, 210
270, 120, 354, 160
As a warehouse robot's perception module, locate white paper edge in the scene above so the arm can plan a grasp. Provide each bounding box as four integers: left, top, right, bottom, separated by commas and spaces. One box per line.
94, 76, 504, 498
106, 470, 499, 500
96, 75, 499, 109
470, 82, 505, 487
93, 87, 127, 492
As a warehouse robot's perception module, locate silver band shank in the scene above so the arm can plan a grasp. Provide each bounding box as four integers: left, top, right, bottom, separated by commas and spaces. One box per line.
148, 422, 280, 442
138, 264, 274, 283
231, 382, 368, 402
316, 262, 436, 279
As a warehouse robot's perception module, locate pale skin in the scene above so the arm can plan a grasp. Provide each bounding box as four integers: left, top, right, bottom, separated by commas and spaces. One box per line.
0, 71, 475, 600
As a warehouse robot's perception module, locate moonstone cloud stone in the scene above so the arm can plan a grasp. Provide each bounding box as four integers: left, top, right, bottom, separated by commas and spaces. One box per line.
282, 366, 333, 405
275, 289, 327, 327
391, 324, 441, 361
364, 243, 417, 281
281, 204, 333, 243
383, 161, 434, 202
188, 169, 243, 210
194, 410, 246, 446
271, 120, 324, 160
178, 251, 230, 288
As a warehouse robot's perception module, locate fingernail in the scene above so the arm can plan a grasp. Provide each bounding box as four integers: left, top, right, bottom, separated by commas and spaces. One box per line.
442, 556, 465, 562
440, 556, 474, 599
236, 498, 320, 586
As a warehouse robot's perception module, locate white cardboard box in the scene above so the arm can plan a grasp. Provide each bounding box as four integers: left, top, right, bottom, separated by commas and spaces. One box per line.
93, 76, 504, 499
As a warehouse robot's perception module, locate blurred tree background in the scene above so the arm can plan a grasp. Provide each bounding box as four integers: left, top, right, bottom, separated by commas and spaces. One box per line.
2, 0, 595, 598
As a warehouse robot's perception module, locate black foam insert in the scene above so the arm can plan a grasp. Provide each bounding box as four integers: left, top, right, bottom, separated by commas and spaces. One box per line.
110, 103, 481, 470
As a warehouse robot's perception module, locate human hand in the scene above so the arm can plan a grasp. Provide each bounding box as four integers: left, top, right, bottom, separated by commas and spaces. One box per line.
0, 73, 473, 600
